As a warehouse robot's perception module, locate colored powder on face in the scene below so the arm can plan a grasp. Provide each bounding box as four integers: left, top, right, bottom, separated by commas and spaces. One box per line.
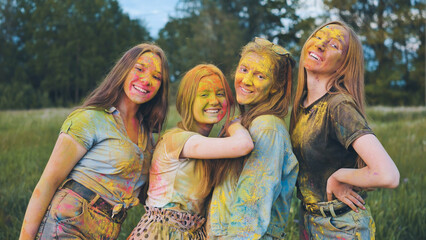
322, 26, 346, 45
197, 76, 223, 92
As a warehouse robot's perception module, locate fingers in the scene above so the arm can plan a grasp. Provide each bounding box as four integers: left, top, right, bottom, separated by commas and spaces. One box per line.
340, 197, 358, 212
347, 194, 366, 210
351, 191, 365, 205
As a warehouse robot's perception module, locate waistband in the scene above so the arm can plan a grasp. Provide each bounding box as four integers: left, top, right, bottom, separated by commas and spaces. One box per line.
144, 206, 206, 232
303, 191, 367, 218
62, 179, 127, 223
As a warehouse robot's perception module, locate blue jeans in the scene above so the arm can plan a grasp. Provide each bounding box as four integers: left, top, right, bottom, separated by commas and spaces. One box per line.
300, 205, 375, 240
36, 188, 122, 239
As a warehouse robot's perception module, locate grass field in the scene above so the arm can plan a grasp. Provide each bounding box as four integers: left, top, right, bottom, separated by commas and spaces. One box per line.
0, 106, 425, 239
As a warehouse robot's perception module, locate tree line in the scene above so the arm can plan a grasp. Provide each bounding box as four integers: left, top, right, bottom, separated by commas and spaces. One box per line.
0, 0, 424, 109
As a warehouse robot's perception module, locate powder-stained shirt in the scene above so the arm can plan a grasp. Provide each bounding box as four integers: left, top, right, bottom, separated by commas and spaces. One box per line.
146, 127, 210, 215
290, 93, 373, 204
61, 107, 151, 210
208, 115, 299, 239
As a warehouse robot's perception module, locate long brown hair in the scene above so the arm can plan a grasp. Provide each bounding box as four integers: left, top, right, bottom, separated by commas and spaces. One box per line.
81, 43, 169, 145
290, 20, 366, 167
176, 64, 236, 193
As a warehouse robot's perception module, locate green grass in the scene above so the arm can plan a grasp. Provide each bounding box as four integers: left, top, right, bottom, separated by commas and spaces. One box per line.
0, 107, 424, 239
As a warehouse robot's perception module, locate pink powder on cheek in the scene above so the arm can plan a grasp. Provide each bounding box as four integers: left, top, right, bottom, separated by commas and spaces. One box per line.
217, 100, 228, 120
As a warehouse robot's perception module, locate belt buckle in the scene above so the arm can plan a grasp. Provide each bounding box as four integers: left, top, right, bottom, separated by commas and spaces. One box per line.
111, 204, 123, 219
111, 204, 127, 223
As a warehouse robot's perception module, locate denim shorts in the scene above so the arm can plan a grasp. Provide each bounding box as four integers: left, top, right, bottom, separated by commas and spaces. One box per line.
36, 188, 122, 239
299, 205, 376, 240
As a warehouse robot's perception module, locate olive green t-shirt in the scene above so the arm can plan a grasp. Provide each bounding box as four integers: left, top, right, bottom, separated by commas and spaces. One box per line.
290, 93, 373, 204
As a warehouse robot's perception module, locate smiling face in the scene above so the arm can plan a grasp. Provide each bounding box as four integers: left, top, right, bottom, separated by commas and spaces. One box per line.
235, 52, 274, 106
303, 24, 349, 77
193, 74, 228, 127
123, 52, 162, 105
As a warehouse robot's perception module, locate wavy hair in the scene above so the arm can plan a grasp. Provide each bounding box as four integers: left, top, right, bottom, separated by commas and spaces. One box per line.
81, 43, 169, 145
176, 64, 236, 193
238, 41, 295, 129
223, 40, 295, 181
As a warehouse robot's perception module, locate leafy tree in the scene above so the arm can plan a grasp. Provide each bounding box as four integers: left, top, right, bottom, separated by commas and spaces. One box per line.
323, 0, 425, 105
157, 0, 305, 101
0, 0, 151, 109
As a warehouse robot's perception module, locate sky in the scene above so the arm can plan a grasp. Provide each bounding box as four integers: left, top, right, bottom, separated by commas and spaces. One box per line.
117, 0, 180, 38
117, 0, 325, 38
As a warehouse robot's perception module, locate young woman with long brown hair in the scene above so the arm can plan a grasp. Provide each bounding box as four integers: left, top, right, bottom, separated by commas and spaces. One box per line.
20, 43, 169, 240
290, 21, 399, 239
208, 38, 299, 239
128, 64, 253, 240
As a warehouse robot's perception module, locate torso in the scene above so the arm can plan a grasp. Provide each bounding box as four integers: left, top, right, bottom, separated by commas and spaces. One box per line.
62, 107, 151, 208
290, 93, 372, 204
146, 127, 211, 215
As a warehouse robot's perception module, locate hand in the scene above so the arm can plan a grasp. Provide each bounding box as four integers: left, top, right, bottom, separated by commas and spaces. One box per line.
327, 175, 366, 212
226, 118, 243, 136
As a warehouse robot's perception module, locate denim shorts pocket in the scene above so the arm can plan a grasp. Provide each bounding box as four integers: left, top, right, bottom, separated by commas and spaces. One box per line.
52, 188, 86, 223
325, 211, 357, 236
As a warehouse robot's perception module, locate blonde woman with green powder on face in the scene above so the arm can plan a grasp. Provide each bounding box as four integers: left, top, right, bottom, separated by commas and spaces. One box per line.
290, 21, 400, 239
208, 38, 299, 239
128, 64, 254, 240
20, 43, 170, 240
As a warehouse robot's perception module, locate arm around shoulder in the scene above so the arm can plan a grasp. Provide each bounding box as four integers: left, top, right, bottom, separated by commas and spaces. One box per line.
19, 133, 87, 240
180, 122, 253, 159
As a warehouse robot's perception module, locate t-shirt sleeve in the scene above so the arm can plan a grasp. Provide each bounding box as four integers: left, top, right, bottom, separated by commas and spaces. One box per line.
162, 129, 199, 162
60, 109, 97, 150
330, 98, 373, 149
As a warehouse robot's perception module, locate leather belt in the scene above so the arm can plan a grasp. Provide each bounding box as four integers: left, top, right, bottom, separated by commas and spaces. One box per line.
303, 191, 367, 218
62, 179, 127, 223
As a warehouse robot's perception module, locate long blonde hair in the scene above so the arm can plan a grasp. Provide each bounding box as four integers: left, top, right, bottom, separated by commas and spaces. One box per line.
238, 41, 295, 129
290, 21, 366, 167
226, 40, 295, 180
176, 64, 236, 193
291, 21, 365, 123
82, 43, 169, 144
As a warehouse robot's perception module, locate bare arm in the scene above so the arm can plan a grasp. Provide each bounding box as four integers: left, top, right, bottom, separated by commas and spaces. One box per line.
19, 133, 87, 240
331, 134, 399, 188
327, 134, 400, 210
180, 122, 253, 159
